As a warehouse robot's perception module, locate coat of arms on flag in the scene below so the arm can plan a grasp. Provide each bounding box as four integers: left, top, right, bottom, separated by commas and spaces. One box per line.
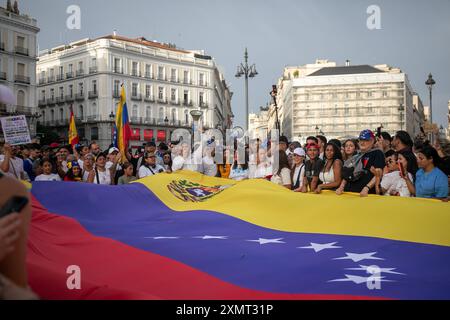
167, 180, 234, 202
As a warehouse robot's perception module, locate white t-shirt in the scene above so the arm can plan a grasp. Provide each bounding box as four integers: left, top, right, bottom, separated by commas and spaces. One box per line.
229, 166, 249, 181
381, 171, 413, 197
172, 155, 203, 173
35, 173, 62, 182
78, 159, 84, 170
92, 169, 112, 185
0, 155, 24, 179
292, 164, 305, 189
138, 164, 165, 178
271, 167, 291, 186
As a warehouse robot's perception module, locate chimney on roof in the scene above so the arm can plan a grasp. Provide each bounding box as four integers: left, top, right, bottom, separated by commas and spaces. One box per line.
345, 60, 350, 67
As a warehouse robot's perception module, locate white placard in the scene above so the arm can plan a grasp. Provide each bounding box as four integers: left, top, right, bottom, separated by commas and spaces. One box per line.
0, 115, 32, 146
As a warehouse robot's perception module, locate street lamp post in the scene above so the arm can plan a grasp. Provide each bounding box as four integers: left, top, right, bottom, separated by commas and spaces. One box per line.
425, 73, 436, 124
235, 48, 258, 131
190, 110, 203, 150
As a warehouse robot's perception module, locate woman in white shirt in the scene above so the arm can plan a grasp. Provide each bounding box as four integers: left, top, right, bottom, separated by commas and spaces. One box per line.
229, 152, 249, 181
291, 148, 306, 192
315, 142, 343, 193
380, 151, 413, 197
88, 152, 120, 185
138, 152, 165, 178
270, 150, 291, 189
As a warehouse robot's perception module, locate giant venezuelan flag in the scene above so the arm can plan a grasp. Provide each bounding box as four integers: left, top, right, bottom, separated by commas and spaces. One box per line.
28, 171, 450, 300
113, 85, 131, 160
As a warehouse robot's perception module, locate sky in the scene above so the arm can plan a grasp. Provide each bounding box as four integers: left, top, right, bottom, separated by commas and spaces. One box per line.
18, 0, 450, 129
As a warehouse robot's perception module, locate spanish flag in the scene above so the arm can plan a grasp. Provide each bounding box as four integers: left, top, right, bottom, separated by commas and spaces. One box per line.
68, 107, 79, 146
113, 85, 131, 160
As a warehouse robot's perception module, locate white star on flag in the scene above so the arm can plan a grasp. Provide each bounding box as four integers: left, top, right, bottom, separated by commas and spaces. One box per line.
329, 274, 394, 284
247, 238, 286, 245
334, 252, 384, 262
345, 265, 406, 275
193, 236, 228, 240
298, 242, 342, 252
144, 237, 180, 240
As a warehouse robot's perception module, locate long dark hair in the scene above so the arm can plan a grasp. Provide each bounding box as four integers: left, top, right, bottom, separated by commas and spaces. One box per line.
322, 142, 342, 172
417, 145, 441, 167
277, 150, 290, 175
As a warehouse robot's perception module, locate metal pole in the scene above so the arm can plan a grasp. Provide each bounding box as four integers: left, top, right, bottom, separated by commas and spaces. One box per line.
429, 87, 433, 124
244, 48, 249, 132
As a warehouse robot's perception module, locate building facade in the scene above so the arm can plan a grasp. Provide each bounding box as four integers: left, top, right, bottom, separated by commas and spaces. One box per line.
268, 60, 425, 143
248, 106, 269, 139
37, 35, 233, 149
0, 3, 39, 137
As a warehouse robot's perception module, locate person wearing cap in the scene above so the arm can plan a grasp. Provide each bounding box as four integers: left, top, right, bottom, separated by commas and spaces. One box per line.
106, 147, 122, 171
138, 152, 165, 178
291, 147, 306, 192
336, 129, 385, 197
315, 142, 343, 194
301, 142, 323, 193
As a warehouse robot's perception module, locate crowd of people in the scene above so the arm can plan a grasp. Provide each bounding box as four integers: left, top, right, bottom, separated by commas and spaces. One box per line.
0, 129, 449, 200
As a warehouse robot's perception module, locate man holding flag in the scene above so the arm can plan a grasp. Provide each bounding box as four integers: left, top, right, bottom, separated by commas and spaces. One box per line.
113, 84, 131, 162
68, 106, 79, 147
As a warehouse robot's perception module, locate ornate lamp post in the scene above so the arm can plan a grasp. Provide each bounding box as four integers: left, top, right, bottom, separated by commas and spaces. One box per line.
109, 111, 115, 145
425, 73, 436, 124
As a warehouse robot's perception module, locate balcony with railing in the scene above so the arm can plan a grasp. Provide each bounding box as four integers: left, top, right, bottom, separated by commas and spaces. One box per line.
15, 46, 29, 56
75, 92, 85, 101
157, 98, 168, 104
131, 70, 141, 77
76, 69, 84, 77
38, 77, 45, 85
56, 74, 64, 81
183, 79, 193, 85
131, 93, 142, 101
89, 66, 98, 74
157, 74, 167, 81
0, 72, 6, 81
182, 100, 194, 107
87, 115, 101, 122
170, 77, 179, 83
112, 91, 120, 98
170, 99, 180, 106
199, 102, 209, 109
56, 96, 65, 105
88, 91, 98, 99
144, 72, 154, 79
46, 97, 56, 105
14, 75, 30, 84
0, 104, 35, 115
38, 99, 46, 107
66, 72, 74, 79
65, 95, 74, 102
0, 42, 4, 51
47, 76, 55, 83
113, 67, 123, 74
144, 95, 155, 102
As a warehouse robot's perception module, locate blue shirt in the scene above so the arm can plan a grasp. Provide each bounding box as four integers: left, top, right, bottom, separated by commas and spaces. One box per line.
415, 168, 449, 199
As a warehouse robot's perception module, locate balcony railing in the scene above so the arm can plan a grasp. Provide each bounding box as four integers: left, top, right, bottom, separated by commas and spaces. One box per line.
76, 69, 84, 77
0, 42, 4, 51
158, 98, 168, 104
131, 93, 142, 101
199, 82, 208, 87
56, 74, 64, 81
0, 72, 7, 81
170, 77, 179, 83
126, 117, 191, 127
87, 115, 100, 122
15, 46, 29, 56
131, 70, 141, 77
47, 76, 55, 83
199, 102, 209, 108
170, 100, 180, 105
183, 100, 194, 107
46, 98, 56, 105
38, 78, 45, 85
14, 75, 30, 84
88, 91, 98, 99
0, 105, 35, 115
56, 97, 65, 105
113, 68, 123, 74
144, 72, 154, 79
157, 74, 166, 81
65, 95, 74, 102
144, 95, 155, 102
112, 91, 120, 98
89, 66, 98, 74
66, 72, 74, 79
75, 92, 85, 101
183, 79, 192, 85
38, 99, 46, 107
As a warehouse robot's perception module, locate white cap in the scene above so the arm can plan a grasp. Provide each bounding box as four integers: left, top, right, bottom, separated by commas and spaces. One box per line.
293, 148, 305, 157
108, 147, 119, 155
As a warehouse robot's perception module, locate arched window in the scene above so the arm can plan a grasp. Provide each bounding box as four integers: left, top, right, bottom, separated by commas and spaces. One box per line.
79, 105, 84, 120
92, 103, 97, 119
171, 108, 177, 121
17, 90, 25, 107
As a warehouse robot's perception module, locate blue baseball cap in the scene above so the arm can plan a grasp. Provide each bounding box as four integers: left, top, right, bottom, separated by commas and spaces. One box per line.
359, 129, 375, 141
